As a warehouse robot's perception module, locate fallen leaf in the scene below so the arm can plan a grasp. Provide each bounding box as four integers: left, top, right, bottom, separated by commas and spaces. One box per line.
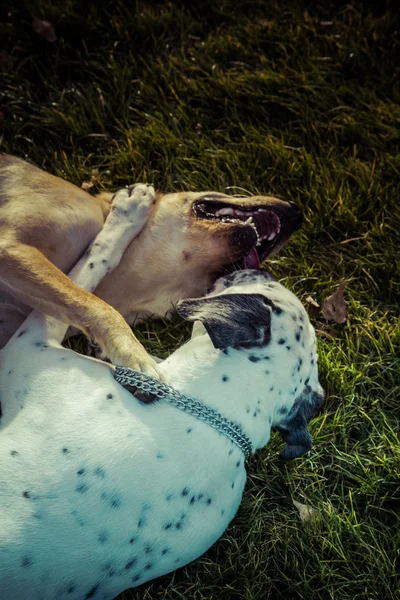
322, 281, 347, 324
293, 499, 319, 523
32, 18, 57, 43
81, 169, 100, 191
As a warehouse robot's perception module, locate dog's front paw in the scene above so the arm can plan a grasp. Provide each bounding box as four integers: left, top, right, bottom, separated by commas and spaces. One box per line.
115, 349, 166, 403
111, 183, 155, 227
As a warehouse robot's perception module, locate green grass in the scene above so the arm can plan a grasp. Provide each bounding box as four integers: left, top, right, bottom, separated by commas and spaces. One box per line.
1, 1, 399, 598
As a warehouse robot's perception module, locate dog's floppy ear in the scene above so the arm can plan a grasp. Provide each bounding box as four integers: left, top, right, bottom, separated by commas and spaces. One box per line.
176, 293, 272, 350
277, 387, 324, 460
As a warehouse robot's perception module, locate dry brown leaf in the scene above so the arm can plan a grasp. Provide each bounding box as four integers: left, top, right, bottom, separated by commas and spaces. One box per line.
322, 281, 347, 324
293, 499, 319, 523
81, 169, 100, 191
32, 18, 57, 43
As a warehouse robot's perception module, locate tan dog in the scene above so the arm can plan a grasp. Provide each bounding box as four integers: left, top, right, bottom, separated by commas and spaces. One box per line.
0, 153, 302, 375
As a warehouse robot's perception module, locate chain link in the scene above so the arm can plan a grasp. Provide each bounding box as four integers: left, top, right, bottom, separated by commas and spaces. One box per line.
114, 366, 252, 458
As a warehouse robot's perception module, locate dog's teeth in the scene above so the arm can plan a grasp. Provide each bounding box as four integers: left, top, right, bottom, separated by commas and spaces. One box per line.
244, 216, 253, 225
217, 207, 235, 216
267, 232, 277, 241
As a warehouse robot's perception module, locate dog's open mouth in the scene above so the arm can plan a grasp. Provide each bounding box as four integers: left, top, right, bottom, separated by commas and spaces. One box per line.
193, 197, 289, 269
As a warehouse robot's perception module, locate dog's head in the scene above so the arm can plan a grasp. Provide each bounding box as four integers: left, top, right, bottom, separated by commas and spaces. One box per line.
176, 270, 324, 460
97, 191, 302, 319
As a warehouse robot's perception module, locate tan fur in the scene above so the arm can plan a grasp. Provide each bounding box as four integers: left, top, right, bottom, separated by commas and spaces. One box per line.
0, 154, 298, 372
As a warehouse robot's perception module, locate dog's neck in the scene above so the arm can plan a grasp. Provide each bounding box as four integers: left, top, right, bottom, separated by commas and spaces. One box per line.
159, 333, 274, 452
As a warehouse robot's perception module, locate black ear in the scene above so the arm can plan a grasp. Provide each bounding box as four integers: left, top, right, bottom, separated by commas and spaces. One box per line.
176, 293, 272, 350
277, 388, 324, 460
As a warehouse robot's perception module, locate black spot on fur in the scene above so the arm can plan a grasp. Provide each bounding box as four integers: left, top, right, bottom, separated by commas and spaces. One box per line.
67, 584, 76, 594
23, 491, 30, 498
269, 385, 274, 392
163, 523, 172, 530
62, 447, 69, 454
17, 330, 26, 337
77, 468, 86, 476
305, 378, 310, 386
296, 331, 301, 342
35, 341, 48, 349
107, 393, 114, 400
76, 483, 89, 494
249, 355, 260, 363
10, 450, 19, 457
144, 563, 153, 570
145, 546, 153, 554
207, 498, 212, 505
85, 584, 99, 599
98, 531, 109, 544
129, 537, 136, 544
278, 338, 286, 345
286, 345, 291, 350
101, 490, 121, 509
181, 487, 189, 497
125, 558, 137, 570
22, 556, 32, 568
8, 369, 12, 375
132, 574, 141, 583
265, 369, 270, 375
89, 262, 94, 269
231, 482, 235, 489
279, 406, 288, 414
186, 428, 192, 433
236, 461, 241, 468
253, 411, 257, 417
157, 452, 165, 459
162, 548, 169, 555
175, 522, 182, 529
101, 259, 108, 265
222, 375, 229, 382
102, 563, 115, 578
228, 449, 233, 455
94, 467, 106, 479
190, 496, 196, 504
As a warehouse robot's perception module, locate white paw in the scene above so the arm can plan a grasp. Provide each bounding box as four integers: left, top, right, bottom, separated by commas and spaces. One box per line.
111, 183, 155, 225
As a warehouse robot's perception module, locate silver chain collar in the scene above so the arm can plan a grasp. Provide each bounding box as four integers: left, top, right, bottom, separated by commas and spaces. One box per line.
114, 366, 253, 459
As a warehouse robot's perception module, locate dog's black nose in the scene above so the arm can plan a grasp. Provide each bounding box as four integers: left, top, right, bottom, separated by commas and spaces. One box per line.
288, 200, 301, 213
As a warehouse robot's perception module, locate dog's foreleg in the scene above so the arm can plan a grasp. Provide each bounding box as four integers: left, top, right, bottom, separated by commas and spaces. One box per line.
0, 185, 161, 377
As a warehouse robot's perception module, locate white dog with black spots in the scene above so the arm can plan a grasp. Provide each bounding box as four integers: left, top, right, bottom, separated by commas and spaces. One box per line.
0, 184, 324, 600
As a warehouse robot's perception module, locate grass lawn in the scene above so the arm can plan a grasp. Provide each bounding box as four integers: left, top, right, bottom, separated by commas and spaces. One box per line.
1, 1, 399, 598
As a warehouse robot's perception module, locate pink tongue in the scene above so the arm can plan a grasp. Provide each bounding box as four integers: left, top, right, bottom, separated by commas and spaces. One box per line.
242, 247, 260, 270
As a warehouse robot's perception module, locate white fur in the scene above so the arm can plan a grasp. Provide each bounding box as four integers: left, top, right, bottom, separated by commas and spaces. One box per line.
0, 187, 323, 600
